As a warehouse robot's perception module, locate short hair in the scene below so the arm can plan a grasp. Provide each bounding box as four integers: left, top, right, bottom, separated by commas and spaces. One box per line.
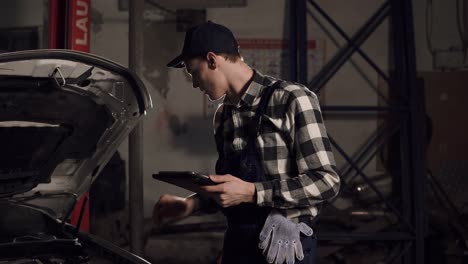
218, 53, 242, 63
185, 52, 242, 66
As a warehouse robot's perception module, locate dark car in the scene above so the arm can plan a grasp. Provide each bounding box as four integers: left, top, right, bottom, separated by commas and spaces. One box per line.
0, 49, 152, 263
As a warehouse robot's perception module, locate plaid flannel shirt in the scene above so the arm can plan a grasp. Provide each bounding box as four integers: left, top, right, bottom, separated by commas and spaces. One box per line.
210, 70, 340, 221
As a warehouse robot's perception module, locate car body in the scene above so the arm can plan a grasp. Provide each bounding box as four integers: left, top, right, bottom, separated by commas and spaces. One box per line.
0, 49, 152, 263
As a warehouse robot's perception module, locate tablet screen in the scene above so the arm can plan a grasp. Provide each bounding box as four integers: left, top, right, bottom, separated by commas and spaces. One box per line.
152, 171, 215, 193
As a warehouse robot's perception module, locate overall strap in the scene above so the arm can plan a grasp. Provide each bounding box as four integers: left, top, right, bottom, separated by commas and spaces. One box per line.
249, 80, 283, 142
215, 104, 229, 158
217, 80, 284, 154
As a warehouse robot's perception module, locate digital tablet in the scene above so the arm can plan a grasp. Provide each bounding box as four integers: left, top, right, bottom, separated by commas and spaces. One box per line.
152, 171, 216, 193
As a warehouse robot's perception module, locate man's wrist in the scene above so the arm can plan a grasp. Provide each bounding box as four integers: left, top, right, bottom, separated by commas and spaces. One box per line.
246, 182, 257, 203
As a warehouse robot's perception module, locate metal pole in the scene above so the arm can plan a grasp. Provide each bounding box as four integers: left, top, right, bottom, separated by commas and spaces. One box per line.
129, 0, 145, 256
297, 0, 307, 85
307, 0, 390, 83
322, 105, 406, 112
390, 0, 424, 262
328, 134, 414, 230
309, 1, 390, 92
289, 0, 298, 82
341, 125, 399, 185
407, 21, 426, 264
306, 7, 391, 105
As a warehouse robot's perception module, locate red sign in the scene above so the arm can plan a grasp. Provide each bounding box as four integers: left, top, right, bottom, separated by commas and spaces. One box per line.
68, 0, 91, 232
68, 0, 90, 52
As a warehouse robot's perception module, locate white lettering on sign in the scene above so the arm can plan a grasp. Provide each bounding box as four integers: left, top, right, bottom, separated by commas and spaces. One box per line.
75, 0, 88, 46
76, 0, 88, 15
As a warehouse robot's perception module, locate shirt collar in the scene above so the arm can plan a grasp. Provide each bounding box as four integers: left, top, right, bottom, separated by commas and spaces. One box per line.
225, 70, 271, 107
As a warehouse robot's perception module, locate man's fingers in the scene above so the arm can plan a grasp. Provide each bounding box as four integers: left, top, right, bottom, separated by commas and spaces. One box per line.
158, 194, 173, 203
208, 174, 227, 183
200, 183, 225, 193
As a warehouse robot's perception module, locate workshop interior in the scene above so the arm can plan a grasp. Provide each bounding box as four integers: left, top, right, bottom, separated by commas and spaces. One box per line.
0, 0, 466, 263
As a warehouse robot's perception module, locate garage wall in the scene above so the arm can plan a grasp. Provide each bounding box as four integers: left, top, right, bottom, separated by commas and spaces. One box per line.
0, 0, 47, 50
0, 0, 45, 28
136, 0, 390, 217
87, 0, 456, 218
0, 0, 458, 218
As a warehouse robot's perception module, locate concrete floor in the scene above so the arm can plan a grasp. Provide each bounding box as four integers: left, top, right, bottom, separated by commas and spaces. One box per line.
91, 210, 468, 264
144, 232, 224, 264
91, 210, 225, 263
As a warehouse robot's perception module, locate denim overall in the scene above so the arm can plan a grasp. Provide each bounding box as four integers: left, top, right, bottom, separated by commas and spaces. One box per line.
215, 81, 316, 264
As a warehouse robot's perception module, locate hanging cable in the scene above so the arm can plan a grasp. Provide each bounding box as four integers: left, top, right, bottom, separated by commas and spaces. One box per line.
465, 0, 468, 46
457, 0, 463, 59
456, 0, 468, 62
425, 0, 435, 56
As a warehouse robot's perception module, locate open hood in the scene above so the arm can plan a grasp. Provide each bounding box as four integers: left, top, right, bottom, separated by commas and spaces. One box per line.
0, 49, 152, 220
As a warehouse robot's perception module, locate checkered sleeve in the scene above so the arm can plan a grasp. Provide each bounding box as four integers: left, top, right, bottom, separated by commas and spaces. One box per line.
254, 85, 341, 209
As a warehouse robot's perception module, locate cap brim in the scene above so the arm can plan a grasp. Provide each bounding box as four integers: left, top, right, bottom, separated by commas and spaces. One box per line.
166, 54, 185, 68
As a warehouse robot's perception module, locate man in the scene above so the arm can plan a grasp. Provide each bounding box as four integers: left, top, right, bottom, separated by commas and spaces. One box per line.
153, 21, 340, 264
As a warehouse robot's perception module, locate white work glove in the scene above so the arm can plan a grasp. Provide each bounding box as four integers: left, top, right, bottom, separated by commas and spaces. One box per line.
258, 210, 313, 264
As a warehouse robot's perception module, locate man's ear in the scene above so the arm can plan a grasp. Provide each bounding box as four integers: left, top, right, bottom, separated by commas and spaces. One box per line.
206, 52, 217, 68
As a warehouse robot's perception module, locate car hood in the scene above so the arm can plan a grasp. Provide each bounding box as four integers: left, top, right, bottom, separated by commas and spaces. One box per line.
0, 49, 152, 221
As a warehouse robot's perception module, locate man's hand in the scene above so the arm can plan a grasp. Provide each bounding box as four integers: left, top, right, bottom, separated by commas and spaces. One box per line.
152, 194, 197, 226
199, 174, 256, 207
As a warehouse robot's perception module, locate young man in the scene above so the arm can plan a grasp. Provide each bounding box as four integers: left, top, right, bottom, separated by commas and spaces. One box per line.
153, 21, 340, 264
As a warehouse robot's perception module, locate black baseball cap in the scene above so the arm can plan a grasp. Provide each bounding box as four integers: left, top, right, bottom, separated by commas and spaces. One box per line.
167, 21, 240, 68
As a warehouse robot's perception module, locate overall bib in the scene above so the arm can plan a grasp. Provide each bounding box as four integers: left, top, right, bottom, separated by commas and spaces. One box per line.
215, 81, 317, 264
